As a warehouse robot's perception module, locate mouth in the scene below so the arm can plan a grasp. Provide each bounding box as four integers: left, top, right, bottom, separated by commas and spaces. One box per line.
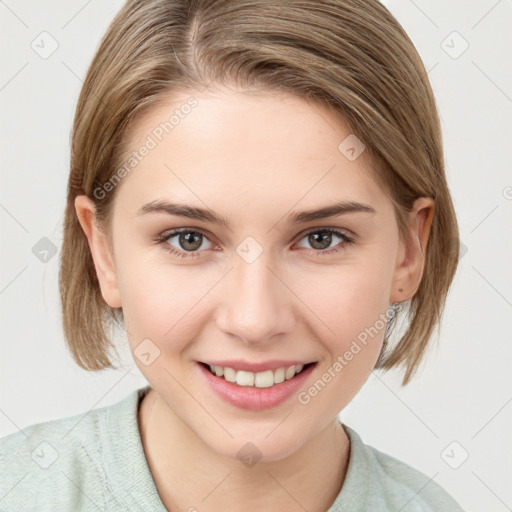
198, 361, 317, 388
196, 360, 318, 411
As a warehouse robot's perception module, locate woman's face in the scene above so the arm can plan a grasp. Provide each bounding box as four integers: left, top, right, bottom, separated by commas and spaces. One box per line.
79, 87, 426, 462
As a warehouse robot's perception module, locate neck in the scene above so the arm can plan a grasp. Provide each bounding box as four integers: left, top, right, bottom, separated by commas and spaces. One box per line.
138, 388, 351, 512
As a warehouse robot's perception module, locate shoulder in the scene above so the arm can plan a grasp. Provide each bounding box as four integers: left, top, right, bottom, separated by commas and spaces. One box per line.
329, 425, 465, 512
0, 387, 151, 511
366, 444, 464, 511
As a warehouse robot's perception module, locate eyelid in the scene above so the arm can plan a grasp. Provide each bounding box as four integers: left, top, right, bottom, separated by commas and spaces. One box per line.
297, 225, 356, 240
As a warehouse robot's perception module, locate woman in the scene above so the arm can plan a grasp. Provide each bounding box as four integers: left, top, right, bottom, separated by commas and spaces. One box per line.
0, 1, 463, 510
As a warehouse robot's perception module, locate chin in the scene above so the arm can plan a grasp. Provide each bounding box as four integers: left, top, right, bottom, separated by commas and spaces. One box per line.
200, 424, 308, 466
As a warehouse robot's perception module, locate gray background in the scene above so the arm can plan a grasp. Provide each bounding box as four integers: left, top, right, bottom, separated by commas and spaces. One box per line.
1, 0, 511, 510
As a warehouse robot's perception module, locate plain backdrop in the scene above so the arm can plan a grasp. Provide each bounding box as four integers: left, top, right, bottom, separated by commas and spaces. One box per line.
1, 1, 511, 510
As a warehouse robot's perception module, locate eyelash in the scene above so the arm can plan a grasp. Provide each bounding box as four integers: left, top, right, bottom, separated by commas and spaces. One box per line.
154, 227, 355, 259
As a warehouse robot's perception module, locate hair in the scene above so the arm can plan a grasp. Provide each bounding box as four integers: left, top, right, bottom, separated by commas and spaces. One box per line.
59, 0, 459, 385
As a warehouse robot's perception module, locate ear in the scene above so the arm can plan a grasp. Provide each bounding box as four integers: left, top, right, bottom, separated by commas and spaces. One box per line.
74, 195, 122, 309
390, 197, 434, 304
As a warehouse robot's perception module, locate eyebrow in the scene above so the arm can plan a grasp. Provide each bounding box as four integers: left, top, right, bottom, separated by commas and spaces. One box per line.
136, 199, 376, 227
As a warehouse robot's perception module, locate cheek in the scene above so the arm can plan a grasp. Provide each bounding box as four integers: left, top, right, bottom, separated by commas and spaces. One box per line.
293, 252, 394, 374
303, 257, 393, 332
293, 267, 391, 411
116, 254, 214, 352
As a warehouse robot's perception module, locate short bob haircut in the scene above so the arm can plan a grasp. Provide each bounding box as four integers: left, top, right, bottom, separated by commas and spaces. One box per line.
59, 0, 459, 385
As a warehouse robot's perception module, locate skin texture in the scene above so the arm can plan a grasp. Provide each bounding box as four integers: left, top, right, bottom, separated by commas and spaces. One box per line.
75, 86, 434, 512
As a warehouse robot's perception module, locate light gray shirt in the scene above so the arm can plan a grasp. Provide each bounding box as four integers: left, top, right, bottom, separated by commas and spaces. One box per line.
0, 386, 464, 511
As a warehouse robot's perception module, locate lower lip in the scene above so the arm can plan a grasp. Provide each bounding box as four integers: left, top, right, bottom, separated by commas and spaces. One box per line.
196, 362, 317, 411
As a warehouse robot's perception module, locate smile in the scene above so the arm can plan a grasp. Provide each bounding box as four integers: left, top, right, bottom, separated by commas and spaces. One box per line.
197, 361, 319, 411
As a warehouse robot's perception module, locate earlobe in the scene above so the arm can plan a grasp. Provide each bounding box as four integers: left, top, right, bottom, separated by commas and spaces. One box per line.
74, 195, 122, 309
390, 197, 434, 304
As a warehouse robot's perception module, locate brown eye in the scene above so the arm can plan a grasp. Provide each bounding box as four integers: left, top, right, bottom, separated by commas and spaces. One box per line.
307, 231, 333, 250
159, 229, 214, 258
176, 231, 203, 251
295, 229, 354, 256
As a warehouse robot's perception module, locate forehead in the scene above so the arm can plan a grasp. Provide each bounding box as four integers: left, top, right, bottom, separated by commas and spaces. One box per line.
113, 88, 389, 223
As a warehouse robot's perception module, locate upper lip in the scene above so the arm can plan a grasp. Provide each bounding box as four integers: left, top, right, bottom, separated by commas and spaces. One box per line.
199, 359, 317, 373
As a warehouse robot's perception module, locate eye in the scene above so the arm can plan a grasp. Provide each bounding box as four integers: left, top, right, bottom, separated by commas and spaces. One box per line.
156, 228, 215, 259
294, 228, 355, 256
154, 227, 355, 259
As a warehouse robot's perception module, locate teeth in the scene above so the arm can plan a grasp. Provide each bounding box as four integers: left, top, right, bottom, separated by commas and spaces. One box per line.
223, 367, 236, 383
285, 366, 296, 380
254, 370, 274, 388
274, 367, 285, 384
207, 363, 308, 388
236, 370, 255, 386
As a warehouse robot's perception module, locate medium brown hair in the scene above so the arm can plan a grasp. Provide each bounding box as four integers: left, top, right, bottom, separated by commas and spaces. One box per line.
59, 0, 459, 385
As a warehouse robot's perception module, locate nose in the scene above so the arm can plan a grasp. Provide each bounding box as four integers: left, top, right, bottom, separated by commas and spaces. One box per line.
216, 252, 295, 346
